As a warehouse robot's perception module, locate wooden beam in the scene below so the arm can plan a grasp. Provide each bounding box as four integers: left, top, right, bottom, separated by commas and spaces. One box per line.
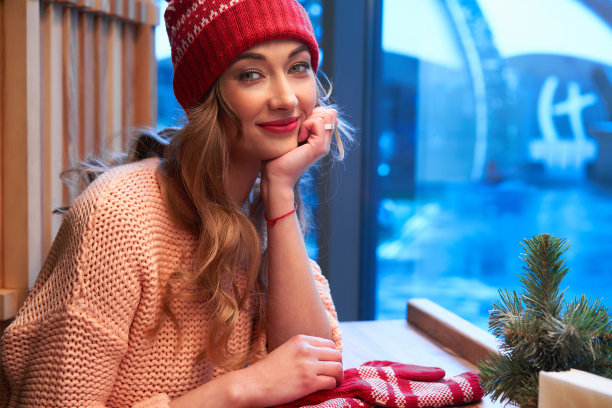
2, 0, 43, 292
407, 298, 500, 366
1, 0, 43, 320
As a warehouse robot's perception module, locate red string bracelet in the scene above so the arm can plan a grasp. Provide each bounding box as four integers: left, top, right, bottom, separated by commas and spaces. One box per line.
265, 202, 297, 227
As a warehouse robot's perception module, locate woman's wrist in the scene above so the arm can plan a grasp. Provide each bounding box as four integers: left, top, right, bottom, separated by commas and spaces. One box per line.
169, 369, 252, 408
260, 170, 295, 198
229, 365, 267, 408
260, 183, 296, 219
223, 370, 252, 408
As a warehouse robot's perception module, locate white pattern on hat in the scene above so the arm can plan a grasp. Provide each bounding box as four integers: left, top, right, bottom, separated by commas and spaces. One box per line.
168, 0, 245, 65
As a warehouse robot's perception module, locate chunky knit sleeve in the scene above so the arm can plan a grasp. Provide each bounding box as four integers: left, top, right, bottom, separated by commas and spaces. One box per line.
0, 166, 169, 408
309, 260, 342, 351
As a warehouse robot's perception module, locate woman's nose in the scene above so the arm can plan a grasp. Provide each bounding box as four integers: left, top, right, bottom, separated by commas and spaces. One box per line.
269, 76, 298, 111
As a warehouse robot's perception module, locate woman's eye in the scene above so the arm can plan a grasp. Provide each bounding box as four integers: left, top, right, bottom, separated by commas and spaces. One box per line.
239, 70, 263, 81
290, 62, 311, 74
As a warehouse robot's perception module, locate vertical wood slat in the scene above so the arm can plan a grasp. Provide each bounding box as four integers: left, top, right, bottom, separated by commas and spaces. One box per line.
1, 0, 159, 321
1, 0, 43, 319
94, 15, 109, 155
123, 23, 136, 136
42, 2, 64, 256
79, 11, 95, 159
0, 0, 4, 294
108, 18, 123, 151
4, 0, 43, 287
134, 21, 156, 127
63, 7, 80, 203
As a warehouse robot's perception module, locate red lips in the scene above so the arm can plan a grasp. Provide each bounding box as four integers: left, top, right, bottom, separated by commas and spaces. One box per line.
257, 116, 299, 134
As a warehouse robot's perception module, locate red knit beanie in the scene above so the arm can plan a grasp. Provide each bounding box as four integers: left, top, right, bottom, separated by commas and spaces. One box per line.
164, 0, 320, 112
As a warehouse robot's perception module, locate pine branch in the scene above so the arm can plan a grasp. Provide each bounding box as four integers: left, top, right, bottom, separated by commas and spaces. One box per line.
478, 352, 539, 408
489, 289, 524, 339
519, 235, 568, 318
479, 234, 612, 407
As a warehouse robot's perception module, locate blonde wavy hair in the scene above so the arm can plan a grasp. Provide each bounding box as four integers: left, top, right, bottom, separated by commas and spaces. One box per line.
63, 72, 353, 370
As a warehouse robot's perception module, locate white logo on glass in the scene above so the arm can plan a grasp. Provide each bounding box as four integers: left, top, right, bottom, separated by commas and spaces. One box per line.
530, 75, 598, 173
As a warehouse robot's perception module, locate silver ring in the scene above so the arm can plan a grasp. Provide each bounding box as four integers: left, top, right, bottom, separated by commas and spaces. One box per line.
324, 123, 336, 131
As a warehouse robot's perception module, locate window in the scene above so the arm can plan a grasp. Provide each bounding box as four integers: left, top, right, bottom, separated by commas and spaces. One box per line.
375, 0, 612, 327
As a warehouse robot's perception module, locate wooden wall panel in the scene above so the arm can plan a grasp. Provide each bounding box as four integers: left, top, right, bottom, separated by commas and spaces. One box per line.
1, 0, 159, 321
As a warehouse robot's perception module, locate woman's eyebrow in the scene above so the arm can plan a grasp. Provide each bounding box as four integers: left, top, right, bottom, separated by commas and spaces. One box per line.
233, 44, 310, 64
234, 52, 265, 63
288, 44, 309, 58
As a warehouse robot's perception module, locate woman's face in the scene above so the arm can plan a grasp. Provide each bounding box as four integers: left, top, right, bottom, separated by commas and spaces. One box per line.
220, 40, 317, 162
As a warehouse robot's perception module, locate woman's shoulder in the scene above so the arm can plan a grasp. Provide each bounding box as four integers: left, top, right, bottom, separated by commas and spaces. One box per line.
70, 158, 164, 219
82, 157, 161, 199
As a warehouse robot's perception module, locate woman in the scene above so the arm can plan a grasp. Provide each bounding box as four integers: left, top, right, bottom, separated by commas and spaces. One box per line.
0, 1, 352, 407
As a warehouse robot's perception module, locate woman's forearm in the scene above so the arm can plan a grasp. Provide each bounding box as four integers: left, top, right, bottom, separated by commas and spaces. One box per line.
170, 335, 343, 408
264, 188, 333, 351
260, 107, 339, 351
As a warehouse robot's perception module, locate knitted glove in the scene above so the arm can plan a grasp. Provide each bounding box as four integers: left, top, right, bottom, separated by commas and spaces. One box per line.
275, 360, 483, 408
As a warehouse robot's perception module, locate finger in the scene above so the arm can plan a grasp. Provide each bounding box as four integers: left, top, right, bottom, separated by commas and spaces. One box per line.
299, 335, 338, 349
298, 121, 311, 144
316, 361, 344, 386
312, 346, 343, 363
311, 114, 337, 134
311, 107, 338, 118
314, 373, 341, 391
298, 116, 322, 144
319, 108, 337, 126
312, 116, 326, 140
300, 108, 337, 142
298, 116, 326, 148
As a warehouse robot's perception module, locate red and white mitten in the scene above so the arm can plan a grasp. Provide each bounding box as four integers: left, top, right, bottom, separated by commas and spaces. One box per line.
275, 360, 483, 408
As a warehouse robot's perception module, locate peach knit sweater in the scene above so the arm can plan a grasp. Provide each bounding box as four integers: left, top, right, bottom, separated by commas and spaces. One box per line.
0, 159, 341, 407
